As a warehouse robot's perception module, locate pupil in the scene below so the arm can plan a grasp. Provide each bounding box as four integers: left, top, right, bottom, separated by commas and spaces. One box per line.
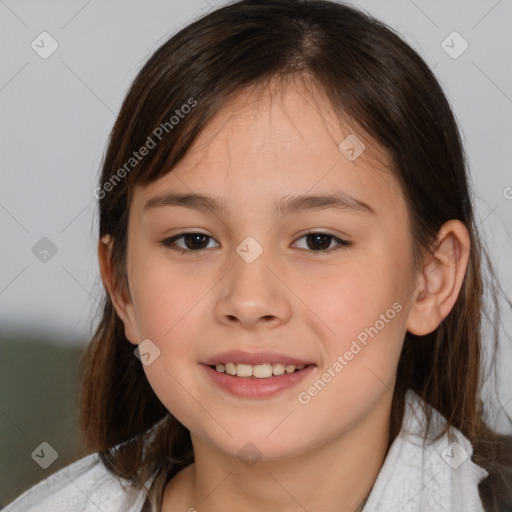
307, 234, 330, 250
185, 233, 208, 250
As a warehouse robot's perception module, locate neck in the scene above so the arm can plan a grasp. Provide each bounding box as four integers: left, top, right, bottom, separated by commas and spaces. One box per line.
163, 396, 392, 512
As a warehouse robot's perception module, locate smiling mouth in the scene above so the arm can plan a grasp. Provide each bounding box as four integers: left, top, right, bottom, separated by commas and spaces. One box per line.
210, 362, 311, 379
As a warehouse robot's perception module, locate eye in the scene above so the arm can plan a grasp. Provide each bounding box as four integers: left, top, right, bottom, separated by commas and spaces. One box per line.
160, 231, 351, 254
293, 232, 351, 252
161, 233, 219, 252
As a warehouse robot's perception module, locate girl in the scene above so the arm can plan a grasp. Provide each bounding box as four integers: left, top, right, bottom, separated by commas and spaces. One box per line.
5, 0, 512, 510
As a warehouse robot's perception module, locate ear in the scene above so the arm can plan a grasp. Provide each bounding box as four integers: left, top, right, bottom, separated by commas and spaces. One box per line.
98, 235, 139, 345
405, 220, 470, 336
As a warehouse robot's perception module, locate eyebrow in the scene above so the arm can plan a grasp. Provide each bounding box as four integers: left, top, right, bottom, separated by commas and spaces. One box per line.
143, 191, 375, 216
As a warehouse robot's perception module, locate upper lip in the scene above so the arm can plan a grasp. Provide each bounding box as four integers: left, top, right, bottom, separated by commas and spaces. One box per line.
202, 350, 315, 366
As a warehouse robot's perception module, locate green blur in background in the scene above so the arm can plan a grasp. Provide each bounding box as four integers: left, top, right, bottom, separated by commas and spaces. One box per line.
0, 331, 87, 507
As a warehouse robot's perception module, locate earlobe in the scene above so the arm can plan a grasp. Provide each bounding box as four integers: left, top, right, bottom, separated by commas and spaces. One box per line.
98, 235, 139, 345
405, 220, 470, 336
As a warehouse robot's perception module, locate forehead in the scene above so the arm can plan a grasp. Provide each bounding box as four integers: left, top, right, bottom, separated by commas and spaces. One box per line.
133, 78, 402, 216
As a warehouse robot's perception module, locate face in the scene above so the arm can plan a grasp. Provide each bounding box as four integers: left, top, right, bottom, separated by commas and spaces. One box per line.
118, 79, 419, 462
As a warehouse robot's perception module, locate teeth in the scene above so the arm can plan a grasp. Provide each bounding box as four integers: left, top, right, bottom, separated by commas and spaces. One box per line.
253, 364, 273, 378
212, 362, 308, 378
236, 363, 253, 378
225, 362, 236, 375
272, 363, 285, 376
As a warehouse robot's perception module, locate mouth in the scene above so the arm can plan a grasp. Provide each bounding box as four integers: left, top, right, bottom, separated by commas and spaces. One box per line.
209, 362, 311, 379
200, 351, 316, 398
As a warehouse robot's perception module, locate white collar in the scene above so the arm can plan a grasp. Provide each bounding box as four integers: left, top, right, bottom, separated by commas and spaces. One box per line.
362, 389, 488, 511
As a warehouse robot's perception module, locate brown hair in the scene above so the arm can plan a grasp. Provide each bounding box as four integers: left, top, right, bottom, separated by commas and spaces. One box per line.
79, 1, 512, 510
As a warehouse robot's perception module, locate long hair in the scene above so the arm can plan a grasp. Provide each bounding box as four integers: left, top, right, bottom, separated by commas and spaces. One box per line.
79, 1, 512, 510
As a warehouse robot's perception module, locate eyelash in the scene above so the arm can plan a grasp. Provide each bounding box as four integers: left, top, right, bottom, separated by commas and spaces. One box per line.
160, 231, 351, 254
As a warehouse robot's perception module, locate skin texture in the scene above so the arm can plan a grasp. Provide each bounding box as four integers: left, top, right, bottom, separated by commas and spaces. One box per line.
99, 78, 470, 512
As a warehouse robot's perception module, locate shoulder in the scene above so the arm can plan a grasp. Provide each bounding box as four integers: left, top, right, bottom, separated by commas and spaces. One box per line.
3, 452, 149, 512
364, 390, 489, 512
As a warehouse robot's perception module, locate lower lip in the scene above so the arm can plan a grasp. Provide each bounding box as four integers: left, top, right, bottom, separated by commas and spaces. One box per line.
201, 364, 315, 398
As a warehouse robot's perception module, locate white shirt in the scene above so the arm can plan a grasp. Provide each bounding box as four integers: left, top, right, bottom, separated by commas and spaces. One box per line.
3, 390, 489, 511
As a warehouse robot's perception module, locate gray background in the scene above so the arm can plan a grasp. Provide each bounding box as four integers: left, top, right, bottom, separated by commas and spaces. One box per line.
0, 0, 511, 444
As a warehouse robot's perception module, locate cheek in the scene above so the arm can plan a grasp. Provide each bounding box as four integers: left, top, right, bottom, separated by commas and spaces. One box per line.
294, 271, 406, 440
127, 252, 214, 421
141, 360, 214, 445
303, 256, 405, 342
129, 252, 206, 340
298, 246, 409, 396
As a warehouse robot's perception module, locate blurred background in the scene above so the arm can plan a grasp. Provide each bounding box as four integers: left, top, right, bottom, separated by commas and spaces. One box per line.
1, 0, 511, 506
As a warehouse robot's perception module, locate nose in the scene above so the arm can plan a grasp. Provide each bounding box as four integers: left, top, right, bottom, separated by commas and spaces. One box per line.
214, 244, 292, 330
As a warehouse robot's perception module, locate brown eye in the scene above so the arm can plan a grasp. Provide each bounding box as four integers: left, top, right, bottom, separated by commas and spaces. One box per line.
161, 231, 350, 254
161, 233, 219, 252
293, 232, 351, 252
